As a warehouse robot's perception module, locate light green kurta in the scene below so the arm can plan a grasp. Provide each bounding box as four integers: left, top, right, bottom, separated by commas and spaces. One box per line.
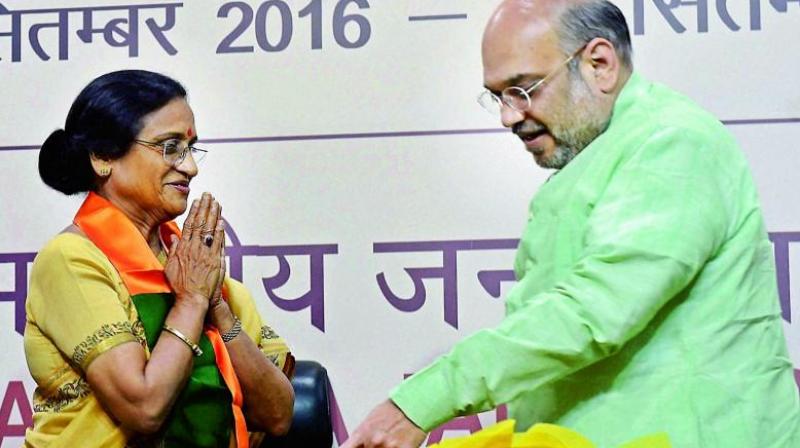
391, 73, 800, 447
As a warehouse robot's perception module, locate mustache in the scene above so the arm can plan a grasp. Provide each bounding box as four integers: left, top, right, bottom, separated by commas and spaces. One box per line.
513, 121, 548, 137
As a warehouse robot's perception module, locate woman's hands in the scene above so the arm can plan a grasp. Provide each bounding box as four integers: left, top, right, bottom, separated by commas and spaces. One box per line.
165, 192, 226, 309
87, 192, 227, 434
160, 192, 295, 435
207, 229, 238, 332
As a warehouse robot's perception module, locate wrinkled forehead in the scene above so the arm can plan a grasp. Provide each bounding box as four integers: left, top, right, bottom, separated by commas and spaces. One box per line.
481, 9, 564, 89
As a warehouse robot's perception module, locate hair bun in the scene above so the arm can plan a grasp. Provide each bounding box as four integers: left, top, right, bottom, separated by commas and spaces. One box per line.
38, 129, 93, 195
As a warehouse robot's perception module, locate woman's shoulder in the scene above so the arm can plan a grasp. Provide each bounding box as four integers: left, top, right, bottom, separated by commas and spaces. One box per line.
34, 231, 113, 274
38, 231, 98, 257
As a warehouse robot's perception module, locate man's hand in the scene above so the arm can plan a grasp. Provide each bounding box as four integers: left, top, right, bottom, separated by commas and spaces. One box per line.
341, 400, 427, 448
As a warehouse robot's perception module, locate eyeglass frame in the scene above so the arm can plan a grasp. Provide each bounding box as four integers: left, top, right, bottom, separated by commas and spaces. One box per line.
133, 138, 208, 166
477, 43, 588, 115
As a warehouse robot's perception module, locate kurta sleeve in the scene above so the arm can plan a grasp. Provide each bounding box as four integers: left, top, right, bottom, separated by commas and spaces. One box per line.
27, 234, 140, 373
224, 277, 295, 378
390, 127, 732, 430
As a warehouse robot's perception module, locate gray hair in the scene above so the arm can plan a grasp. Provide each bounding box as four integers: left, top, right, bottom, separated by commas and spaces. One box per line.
556, 0, 633, 70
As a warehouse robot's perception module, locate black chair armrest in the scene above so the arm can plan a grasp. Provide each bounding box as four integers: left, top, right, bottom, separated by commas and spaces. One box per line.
267, 360, 333, 448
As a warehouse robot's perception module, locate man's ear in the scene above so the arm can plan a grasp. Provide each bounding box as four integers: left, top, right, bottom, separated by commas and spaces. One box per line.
580, 37, 621, 95
89, 154, 112, 177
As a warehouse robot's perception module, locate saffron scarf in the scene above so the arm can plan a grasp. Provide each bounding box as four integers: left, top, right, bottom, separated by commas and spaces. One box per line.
74, 192, 248, 448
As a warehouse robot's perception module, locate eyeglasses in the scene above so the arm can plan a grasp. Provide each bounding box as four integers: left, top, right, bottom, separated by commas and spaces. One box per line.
133, 139, 208, 166
477, 44, 587, 115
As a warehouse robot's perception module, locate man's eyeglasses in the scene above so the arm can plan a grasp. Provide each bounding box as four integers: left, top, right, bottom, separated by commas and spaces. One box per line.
133, 139, 208, 166
477, 44, 587, 115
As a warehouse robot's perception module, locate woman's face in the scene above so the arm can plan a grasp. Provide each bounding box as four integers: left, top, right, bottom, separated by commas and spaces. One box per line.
103, 97, 199, 225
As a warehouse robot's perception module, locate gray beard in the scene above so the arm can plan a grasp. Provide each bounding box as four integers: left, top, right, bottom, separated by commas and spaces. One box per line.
538, 145, 580, 170
539, 74, 610, 170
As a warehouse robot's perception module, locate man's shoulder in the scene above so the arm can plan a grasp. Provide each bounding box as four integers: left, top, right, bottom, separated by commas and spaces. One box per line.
634, 75, 730, 143
606, 75, 740, 167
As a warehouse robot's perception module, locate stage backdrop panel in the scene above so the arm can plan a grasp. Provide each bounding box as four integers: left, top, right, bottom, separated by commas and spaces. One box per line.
0, 1, 798, 446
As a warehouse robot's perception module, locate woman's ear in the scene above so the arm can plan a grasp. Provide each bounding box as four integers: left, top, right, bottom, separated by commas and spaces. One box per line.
89, 154, 112, 177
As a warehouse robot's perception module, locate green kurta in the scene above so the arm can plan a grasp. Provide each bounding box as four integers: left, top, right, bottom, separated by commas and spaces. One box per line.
391, 73, 800, 447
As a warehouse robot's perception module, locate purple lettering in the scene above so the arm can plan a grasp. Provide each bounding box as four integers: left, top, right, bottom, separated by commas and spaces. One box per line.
0, 381, 33, 444
225, 222, 337, 332
0, 3, 181, 63
634, 0, 799, 34
768, 232, 798, 323
0, 252, 36, 335
633, 0, 709, 34
374, 239, 518, 329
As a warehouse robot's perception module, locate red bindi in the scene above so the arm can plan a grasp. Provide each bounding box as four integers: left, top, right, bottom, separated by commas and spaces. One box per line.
187, 127, 194, 138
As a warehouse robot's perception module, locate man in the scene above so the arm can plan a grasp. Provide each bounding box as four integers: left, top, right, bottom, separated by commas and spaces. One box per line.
343, 1, 800, 446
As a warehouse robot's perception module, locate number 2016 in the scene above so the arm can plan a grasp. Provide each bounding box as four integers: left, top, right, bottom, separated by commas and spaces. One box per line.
217, 0, 371, 53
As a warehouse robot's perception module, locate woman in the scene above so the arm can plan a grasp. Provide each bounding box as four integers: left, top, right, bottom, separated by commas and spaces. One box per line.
24, 70, 295, 447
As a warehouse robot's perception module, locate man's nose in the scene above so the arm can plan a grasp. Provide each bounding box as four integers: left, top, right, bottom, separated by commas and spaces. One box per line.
499, 103, 526, 128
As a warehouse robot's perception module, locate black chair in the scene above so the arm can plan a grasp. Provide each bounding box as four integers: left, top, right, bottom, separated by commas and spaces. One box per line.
266, 360, 333, 448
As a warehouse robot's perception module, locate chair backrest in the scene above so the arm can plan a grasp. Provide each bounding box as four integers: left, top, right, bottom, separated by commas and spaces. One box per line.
268, 360, 333, 448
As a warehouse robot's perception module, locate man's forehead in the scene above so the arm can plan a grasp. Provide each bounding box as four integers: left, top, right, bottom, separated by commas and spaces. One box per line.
482, 19, 562, 89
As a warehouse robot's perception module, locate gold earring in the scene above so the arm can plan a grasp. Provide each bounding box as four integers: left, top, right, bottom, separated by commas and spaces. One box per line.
99, 167, 111, 177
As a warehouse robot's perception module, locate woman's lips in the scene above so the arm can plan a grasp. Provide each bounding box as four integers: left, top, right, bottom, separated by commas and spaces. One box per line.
167, 183, 190, 194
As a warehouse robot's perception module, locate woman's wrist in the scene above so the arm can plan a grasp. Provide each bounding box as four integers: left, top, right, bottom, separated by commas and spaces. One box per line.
162, 324, 204, 356
220, 317, 242, 343
209, 301, 236, 332
174, 293, 210, 314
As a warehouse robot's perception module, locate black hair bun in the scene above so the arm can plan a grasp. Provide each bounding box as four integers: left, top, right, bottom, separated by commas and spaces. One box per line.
38, 129, 93, 195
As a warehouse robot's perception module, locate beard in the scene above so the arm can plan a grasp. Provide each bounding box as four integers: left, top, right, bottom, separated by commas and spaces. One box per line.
527, 73, 610, 169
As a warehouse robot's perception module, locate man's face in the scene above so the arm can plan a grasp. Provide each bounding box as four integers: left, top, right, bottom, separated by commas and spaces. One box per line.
482, 18, 609, 169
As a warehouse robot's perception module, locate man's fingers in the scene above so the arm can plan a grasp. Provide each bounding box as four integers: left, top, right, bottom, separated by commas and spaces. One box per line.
341, 401, 425, 448
339, 429, 362, 448
368, 433, 387, 447
339, 436, 360, 448
342, 426, 383, 448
